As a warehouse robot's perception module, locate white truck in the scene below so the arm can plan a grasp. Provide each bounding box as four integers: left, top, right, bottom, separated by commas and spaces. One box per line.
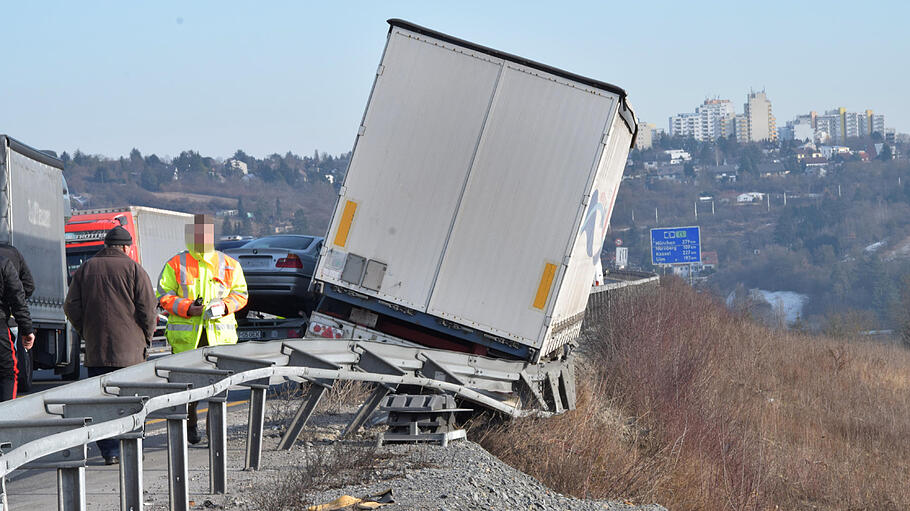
0, 135, 77, 388
308, 19, 636, 370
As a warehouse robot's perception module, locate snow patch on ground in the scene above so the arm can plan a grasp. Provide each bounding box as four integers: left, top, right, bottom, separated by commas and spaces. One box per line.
727, 288, 809, 325
752, 290, 809, 324
865, 240, 887, 253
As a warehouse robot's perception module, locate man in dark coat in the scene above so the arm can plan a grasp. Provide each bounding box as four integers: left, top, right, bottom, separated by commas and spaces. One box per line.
0, 255, 34, 401
0, 243, 35, 385
0, 243, 34, 300
64, 226, 157, 465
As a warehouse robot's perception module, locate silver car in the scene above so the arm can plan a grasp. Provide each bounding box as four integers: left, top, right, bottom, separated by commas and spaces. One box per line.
225, 235, 323, 317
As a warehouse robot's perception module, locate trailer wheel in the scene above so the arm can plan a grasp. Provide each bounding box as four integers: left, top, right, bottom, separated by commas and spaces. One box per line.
16, 335, 33, 392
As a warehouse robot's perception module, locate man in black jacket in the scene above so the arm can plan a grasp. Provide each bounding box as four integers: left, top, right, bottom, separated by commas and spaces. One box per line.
0, 243, 35, 386
0, 243, 34, 300
0, 255, 34, 401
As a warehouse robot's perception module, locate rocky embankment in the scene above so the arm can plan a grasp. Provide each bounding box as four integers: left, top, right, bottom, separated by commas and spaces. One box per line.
146, 392, 666, 511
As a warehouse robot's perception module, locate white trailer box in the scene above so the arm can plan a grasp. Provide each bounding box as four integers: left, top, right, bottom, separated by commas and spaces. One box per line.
130, 206, 194, 280
315, 20, 636, 362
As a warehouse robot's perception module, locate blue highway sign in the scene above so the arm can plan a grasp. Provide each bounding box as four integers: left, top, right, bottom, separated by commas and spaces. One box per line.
650, 226, 701, 265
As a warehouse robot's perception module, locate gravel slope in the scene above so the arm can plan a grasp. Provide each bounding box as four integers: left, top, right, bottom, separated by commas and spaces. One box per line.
157, 396, 666, 511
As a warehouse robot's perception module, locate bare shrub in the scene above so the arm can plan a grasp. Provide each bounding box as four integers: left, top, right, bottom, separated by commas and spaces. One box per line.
248, 442, 388, 511
267, 382, 309, 426
823, 309, 877, 339
267, 379, 373, 430
316, 379, 372, 414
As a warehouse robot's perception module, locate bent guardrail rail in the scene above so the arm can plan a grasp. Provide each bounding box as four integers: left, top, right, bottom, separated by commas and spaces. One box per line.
0, 338, 571, 511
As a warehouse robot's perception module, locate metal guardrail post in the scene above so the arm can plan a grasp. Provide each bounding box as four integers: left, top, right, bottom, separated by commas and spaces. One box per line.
119, 437, 143, 511
341, 347, 405, 438
207, 400, 227, 494
56, 466, 86, 511
166, 419, 188, 511
277, 384, 328, 450
341, 386, 391, 439
278, 345, 343, 450
244, 388, 266, 470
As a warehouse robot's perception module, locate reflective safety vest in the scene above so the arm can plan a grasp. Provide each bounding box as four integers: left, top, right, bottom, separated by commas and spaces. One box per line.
156, 250, 248, 353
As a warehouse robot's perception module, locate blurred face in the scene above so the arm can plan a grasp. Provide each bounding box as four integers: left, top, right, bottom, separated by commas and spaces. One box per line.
185, 214, 215, 253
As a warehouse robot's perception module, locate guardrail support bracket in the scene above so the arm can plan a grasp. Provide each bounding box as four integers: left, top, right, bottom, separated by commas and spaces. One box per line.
277, 384, 330, 450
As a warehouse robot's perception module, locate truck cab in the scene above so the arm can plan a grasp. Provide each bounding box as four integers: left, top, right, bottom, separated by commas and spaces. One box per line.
65, 211, 137, 279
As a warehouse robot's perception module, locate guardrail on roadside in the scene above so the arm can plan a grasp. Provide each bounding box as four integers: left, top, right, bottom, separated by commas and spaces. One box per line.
0, 339, 571, 511
585, 270, 660, 324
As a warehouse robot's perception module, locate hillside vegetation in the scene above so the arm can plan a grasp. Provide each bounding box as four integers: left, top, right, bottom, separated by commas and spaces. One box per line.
478, 277, 910, 510
614, 135, 910, 331
61, 148, 350, 237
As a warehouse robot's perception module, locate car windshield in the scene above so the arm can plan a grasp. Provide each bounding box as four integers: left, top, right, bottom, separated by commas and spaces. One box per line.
243, 236, 315, 250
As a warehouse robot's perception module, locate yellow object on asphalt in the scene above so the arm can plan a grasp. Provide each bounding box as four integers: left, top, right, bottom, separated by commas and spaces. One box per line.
307, 489, 393, 511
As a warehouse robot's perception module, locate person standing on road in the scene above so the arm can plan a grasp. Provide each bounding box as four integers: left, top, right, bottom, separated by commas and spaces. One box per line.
0, 254, 34, 402
157, 214, 248, 444
0, 243, 35, 301
64, 226, 158, 465
0, 243, 35, 387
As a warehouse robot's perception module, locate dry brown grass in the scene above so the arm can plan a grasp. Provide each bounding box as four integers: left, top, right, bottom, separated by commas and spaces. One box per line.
477, 277, 910, 510
268, 380, 374, 427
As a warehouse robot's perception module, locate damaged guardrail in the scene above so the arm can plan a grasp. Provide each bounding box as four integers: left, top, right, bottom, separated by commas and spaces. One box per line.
0, 338, 573, 511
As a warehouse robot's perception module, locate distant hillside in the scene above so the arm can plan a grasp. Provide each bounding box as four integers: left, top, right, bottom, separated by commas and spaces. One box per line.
611, 134, 910, 332
62, 148, 350, 237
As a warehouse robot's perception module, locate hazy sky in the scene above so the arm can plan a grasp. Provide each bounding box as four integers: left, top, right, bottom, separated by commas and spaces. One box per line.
3, 1, 907, 158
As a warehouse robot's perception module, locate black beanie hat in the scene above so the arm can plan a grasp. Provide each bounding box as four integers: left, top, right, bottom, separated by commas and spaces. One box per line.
104, 226, 133, 246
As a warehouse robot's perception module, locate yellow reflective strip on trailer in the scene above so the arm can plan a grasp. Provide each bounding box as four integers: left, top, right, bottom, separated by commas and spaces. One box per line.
532, 262, 558, 310
333, 200, 358, 247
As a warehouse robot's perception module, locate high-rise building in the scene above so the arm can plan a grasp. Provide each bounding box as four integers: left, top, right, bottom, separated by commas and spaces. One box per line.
744, 90, 777, 142
815, 108, 886, 142
669, 112, 700, 139
635, 122, 659, 150
843, 110, 862, 139
696, 99, 736, 140
814, 112, 839, 143
669, 99, 735, 141
734, 114, 750, 144
864, 112, 886, 137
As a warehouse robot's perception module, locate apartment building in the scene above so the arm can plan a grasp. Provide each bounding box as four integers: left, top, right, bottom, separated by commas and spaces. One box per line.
635, 122, 659, 150
744, 90, 778, 142
669, 99, 735, 141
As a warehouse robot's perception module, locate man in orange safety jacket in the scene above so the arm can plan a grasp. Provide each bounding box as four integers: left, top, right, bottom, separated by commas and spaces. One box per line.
157, 214, 248, 444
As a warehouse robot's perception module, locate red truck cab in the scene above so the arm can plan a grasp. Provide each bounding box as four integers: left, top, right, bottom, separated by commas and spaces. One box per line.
65, 211, 139, 277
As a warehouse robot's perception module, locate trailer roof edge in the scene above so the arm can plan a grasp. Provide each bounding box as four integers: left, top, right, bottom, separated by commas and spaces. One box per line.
386, 19, 637, 146
0, 135, 64, 170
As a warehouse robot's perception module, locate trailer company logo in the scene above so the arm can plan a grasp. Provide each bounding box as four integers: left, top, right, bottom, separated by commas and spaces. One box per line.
579, 189, 610, 262
28, 200, 52, 228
